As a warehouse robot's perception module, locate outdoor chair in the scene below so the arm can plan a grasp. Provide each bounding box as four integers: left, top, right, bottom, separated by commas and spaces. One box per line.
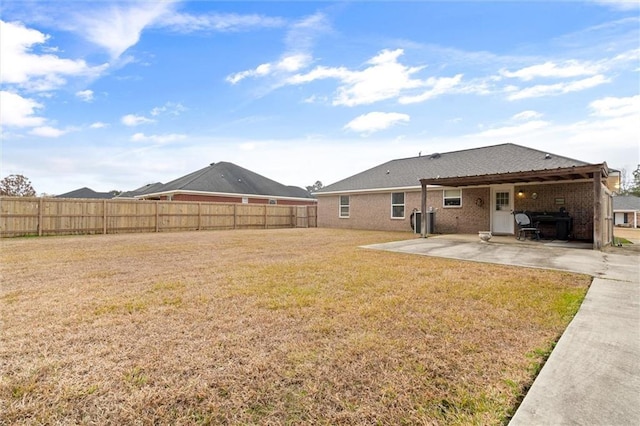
514, 212, 541, 240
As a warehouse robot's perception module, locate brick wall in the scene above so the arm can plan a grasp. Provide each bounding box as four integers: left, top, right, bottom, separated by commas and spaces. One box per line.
318, 182, 593, 240
317, 187, 491, 233
513, 181, 593, 240
428, 187, 491, 234
317, 191, 421, 232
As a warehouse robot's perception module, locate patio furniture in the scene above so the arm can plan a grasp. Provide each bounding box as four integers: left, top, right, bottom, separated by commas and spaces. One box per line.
515, 212, 541, 240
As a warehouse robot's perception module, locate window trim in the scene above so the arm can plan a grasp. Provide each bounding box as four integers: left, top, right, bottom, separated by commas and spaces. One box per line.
443, 189, 462, 208
339, 195, 350, 218
390, 192, 405, 219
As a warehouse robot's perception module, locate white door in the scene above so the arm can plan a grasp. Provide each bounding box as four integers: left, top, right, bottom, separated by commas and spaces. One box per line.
491, 186, 514, 234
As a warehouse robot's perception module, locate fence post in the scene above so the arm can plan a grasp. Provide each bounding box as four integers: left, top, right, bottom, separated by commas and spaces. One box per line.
198, 202, 202, 231
38, 197, 43, 236
155, 201, 159, 233
291, 206, 296, 228
264, 205, 268, 229
233, 204, 237, 229
103, 199, 107, 234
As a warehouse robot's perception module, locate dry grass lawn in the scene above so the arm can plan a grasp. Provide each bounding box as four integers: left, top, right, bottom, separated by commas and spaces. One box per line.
0, 228, 591, 425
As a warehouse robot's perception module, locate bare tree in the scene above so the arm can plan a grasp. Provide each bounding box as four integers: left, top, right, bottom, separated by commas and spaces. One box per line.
0, 174, 37, 197
630, 165, 640, 197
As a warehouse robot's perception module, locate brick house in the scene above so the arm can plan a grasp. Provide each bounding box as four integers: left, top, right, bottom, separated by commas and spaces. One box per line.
315, 143, 615, 249
124, 162, 317, 206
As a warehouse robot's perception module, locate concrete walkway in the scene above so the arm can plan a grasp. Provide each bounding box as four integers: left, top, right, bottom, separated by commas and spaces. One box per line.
363, 235, 640, 425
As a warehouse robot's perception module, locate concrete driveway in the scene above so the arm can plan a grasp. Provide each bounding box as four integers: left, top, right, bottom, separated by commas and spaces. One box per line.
363, 235, 640, 425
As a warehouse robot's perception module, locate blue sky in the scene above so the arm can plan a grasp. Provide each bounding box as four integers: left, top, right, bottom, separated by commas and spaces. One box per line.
1, 0, 638, 195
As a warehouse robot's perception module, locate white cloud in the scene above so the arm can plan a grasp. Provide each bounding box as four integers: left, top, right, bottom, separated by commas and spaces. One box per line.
0, 91, 45, 127
286, 49, 429, 107
90, 122, 108, 129
150, 102, 187, 117
0, 20, 107, 92
590, 0, 640, 11
512, 110, 543, 121
72, 1, 176, 59
285, 49, 476, 107
226, 54, 312, 84
284, 12, 331, 54
226, 13, 328, 85
333, 49, 427, 106
344, 112, 410, 134
130, 133, 186, 144
158, 11, 285, 33
589, 95, 639, 117
121, 114, 155, 126
76, 89, 94, 102
507, 75, 610, 100
227, 63, 272, 84
29, 126, 67, 138
398, 74, 464, 104
500, 60, 604, 81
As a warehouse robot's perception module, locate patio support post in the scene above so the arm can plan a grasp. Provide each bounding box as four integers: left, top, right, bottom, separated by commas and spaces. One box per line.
420, 180, 427, 238
593, 169, 602, 250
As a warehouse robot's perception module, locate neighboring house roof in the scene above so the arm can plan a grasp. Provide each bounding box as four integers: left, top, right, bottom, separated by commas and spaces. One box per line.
613, 195, 640, 211
316, 143, 593, 194
116, 182, 165, 198
56, 187, 115, 199
139, 162, 314, 200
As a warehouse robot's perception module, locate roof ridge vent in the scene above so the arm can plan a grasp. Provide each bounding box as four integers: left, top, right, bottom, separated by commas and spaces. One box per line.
430, 153, 441, 159
544, 154, 551, 159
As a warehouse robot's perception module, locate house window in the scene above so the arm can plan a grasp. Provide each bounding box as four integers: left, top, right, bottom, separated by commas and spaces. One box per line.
339, 195, 350, 218
242, 197, 249, 204
391, 192, 405, 218
443, 189, 461, 207
268, 199, 277, 205
495, 192, 510, 211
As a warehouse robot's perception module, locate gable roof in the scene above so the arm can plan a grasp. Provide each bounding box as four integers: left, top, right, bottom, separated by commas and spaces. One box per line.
116, 182, 165, 199
56, 187, 115, 199
613, 195, 640, 211
139, 162, 313, 200
317, 143, 597, 194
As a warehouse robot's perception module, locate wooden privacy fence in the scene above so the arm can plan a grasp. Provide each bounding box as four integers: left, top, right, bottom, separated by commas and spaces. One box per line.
0, 197, 317, 238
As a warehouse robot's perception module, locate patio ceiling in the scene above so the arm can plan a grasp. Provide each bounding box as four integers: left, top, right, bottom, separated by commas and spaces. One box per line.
419, 163, 609, 187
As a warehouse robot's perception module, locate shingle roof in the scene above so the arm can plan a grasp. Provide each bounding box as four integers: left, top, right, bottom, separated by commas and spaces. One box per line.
613, 195, 640, 211
56, 187, 115, 199
142, 162, 313, 199
317, 143, 593, 193
116, 182, 165, 198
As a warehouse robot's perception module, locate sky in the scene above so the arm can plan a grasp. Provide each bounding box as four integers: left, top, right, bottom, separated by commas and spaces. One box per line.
1, 0, 639, 196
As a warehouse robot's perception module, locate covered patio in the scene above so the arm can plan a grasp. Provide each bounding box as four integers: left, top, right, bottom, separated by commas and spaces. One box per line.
418, 163, 614, 250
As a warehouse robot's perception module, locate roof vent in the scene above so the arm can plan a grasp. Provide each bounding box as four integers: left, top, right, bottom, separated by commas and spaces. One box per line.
430, 153, 441, 159
544, 154, 551, 159
386, 170, 390, 174
210, 162, 215, 166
